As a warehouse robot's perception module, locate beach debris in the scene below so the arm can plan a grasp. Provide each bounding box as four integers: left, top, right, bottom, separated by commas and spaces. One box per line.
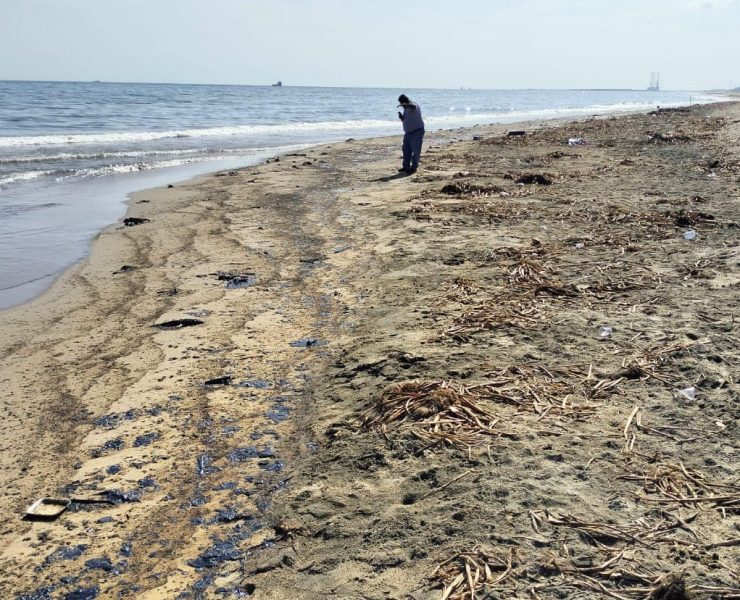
113, 265, 136, 274
65, 587, 100, 600
647, 131, 692, 144
615, 340, 707, 384
196, 453, 217, 477
529, 510, 690, 547
683, 229, 697, 241
677, 386, 697, 400
90, 437, 125, 457
440, 278, 484, 305
445, 298, 543, 339
122, 217, 149, 227
153, 318, 204, 330
93, 409, 136, 431
101, 489, 142, 504
133, 432, 159, 447
598, 325, 613, 339
43, 544, 88, 565
204, 375, 232, 387
289, 337, 326, 348
266, 403, 290, 423
188, 540, 242, 569
237, 379, 271, 389
85, 557, 115, 572
508, 259, 548, 285
24, 498, 71, 521
215, 272, 257, 289
507, 130, 526, 137
515, 173, 553, 186
442, 255, 465, 266
440, 181, 505, 197
228, 446, 275, 463
532, 550, 709, 600
567, 137, 589, 146
650, 106, 692, 115
619, 459, 739, 510
362, 380, 509, 449
430, 546, 518, 599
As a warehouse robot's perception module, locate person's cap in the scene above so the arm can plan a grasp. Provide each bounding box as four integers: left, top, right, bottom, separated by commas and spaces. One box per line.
398, 94, 410, 104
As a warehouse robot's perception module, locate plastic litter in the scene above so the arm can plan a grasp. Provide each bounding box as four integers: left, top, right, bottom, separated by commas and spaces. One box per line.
598, 326, 613, 339
677, 386, 696, 400
683, 229, 697, 241
568, 137, 588, 146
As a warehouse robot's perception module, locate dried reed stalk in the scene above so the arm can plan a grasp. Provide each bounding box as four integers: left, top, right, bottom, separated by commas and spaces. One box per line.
431, 546, 518, 600
620, 460, 740, 511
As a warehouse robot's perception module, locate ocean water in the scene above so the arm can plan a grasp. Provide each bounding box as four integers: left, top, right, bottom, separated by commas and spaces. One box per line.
0, 81, 723, 309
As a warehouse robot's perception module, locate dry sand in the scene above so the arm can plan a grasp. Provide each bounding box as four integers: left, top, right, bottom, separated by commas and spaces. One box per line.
0, 103, 738, 599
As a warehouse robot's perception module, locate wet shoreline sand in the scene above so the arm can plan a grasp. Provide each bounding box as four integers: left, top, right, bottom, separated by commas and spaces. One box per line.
1, 103, 738, 598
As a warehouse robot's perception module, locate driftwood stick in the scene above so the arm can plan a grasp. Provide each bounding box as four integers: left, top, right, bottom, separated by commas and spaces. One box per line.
418, 470, 473, 501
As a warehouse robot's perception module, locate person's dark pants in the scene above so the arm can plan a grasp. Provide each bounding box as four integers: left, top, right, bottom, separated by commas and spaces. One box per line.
402, 128, 425, 172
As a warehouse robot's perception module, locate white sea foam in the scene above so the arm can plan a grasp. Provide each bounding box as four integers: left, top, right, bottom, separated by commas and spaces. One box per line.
0, 119, 397, 148
0, 170, 54, 186
0, 147, 267, 164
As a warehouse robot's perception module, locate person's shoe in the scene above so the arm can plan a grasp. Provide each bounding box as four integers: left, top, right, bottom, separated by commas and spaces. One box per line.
407, 168, 418, 174
398, 167, 408, 173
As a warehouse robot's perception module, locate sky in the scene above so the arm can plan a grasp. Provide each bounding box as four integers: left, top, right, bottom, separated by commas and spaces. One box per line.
0, 0, 738, 90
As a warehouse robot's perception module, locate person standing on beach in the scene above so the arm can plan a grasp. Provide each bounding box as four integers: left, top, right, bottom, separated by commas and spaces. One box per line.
397, 94, 425, 174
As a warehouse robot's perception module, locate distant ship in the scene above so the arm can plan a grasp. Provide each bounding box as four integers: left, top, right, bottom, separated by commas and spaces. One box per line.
272, 81, 283, 87
647, 72, 660, 91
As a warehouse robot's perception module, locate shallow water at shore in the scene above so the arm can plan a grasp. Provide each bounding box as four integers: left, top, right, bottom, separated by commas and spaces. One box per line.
0, 150, 283, 309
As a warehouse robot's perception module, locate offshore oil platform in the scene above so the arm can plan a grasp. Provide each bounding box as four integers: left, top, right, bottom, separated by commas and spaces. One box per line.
647, 72, 660, 91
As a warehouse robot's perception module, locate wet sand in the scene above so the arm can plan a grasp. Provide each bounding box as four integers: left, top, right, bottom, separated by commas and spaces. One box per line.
1, 104, 738, 599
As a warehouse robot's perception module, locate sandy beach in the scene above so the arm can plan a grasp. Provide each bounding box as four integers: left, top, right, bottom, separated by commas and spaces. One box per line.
1, 103, 738, 599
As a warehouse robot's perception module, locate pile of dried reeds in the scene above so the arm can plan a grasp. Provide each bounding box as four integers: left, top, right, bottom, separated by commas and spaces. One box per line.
532, 552, 722, 600
616, 340, 707, 384
620, 460, 740, 513
529, 510, 693, 548
483, 244, 549, 262
440, 278, 484, 305
445, 298, 544, 340
508, 259, 548, 285
477, 365, 604, 418
431, 546, 517, 600
362, 381, 509, 448
533, 548, 740, 599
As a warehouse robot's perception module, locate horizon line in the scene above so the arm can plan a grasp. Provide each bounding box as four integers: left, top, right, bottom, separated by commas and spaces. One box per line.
0, 78, 723, 93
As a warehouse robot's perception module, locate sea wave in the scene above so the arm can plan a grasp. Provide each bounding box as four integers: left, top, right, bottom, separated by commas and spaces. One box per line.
0, 119, 397, 148
1, 97, 725, 150
0, 170, 55, 186
53, 155, 246, 181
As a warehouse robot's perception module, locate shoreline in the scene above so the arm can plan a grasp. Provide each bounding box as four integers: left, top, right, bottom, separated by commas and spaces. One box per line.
2, 96, 729, 314
1, 101, 738, 598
